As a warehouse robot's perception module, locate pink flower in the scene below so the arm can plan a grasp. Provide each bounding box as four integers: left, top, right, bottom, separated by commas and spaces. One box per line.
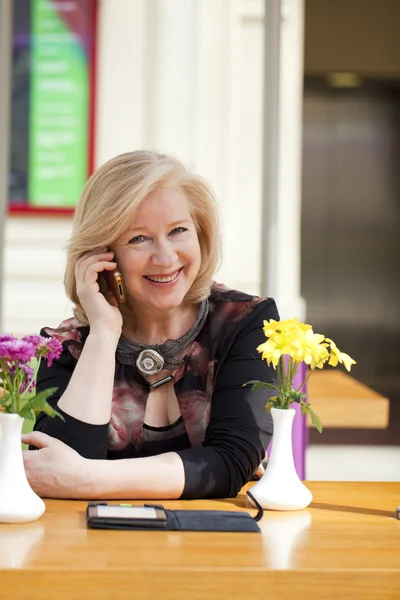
42, 318, 84, 361
0, 331, 64, 419
23, 334, 42, 347
0, 334, 15, 343
19, 364, 35, 393
7, 363, 35, 393
0, 339, 36, 362
36, 337, 63, 367
22, 334, 62, 366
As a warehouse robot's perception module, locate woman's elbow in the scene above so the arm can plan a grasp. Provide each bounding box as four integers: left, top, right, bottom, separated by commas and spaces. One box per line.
218, 446, 262, 498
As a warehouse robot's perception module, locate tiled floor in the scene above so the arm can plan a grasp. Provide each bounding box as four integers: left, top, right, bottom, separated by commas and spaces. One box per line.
306, 445, 400, 481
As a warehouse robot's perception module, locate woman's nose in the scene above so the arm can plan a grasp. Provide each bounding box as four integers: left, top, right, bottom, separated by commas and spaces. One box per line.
152, 240, 177, 266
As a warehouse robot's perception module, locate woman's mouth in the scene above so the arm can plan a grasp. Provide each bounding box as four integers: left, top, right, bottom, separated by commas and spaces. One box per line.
144, 268, 182, 284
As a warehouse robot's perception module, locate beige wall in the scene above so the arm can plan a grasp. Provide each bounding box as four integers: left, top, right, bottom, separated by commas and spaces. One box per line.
3, 218, 73, 336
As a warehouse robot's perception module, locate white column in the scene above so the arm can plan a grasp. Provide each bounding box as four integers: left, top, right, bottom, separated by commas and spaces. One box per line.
261, 0, 306, 320
95, 0, 149, 166
144, 0, 199, 160
95, 0, 201, 167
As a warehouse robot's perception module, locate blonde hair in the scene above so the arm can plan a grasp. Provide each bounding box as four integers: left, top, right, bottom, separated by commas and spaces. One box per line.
64, 151, 221, 324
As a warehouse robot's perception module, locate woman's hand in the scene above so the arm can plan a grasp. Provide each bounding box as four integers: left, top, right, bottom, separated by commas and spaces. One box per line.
75, 248, 123, 336
22, 432, 89, 499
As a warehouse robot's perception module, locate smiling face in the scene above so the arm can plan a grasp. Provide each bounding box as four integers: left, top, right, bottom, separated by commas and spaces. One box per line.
113, 187, 202, 317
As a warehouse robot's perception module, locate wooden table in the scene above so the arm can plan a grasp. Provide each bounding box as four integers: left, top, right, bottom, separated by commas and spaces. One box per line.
0, 482, 399, 600
307, 370, 390, 428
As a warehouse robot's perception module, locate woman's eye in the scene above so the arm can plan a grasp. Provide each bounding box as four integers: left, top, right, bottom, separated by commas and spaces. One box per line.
170, 227, 188, 236
128, 235, 146, 244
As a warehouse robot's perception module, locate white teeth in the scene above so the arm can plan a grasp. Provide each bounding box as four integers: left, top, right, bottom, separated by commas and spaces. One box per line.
146, 272, 179, 283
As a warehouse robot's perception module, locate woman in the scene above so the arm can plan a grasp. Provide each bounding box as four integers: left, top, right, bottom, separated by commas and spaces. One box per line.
23, 151, 279, 500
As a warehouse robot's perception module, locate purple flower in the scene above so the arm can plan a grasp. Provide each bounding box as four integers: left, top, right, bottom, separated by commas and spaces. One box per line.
23, 334, 42, 347
36, 337, 63, 367
19, 364, 35, 393
0, 340, 36, 363
21, 335, 63, 366
0, 334, 16, 343
0, 332, 64, 418
6, 363, 36, 393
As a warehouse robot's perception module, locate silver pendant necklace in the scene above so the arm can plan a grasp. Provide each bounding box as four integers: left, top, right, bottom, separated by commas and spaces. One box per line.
116, 299, 209, 388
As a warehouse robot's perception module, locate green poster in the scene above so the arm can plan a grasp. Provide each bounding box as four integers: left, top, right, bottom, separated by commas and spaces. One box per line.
28, 0, 89, 207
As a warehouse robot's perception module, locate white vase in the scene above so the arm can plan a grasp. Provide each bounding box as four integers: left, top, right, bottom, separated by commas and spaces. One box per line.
249, 407, 312, 510
0, 413, 45, 523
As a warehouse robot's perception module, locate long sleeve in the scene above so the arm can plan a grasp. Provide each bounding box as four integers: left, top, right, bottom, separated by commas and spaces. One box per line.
33, 337, 109, 458
177, 298, 279, 498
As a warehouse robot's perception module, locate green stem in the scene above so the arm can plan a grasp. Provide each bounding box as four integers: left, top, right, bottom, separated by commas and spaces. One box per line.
291, 359, 301, 389
283, 357, 288, 391
16, 364, 21, 413
0, 359, 13, 412
289, 359, 296, 405
276, 357, 284, 408
280, 356, 290, 409
276, 357, 280, 391
288, 357, 295, 389
20, 357, 41, 401
0, 359, 13, 392
282, 357, 288, 408
283, 357, 289, 408
11, 361, 20, 413
296, 366, 315, 392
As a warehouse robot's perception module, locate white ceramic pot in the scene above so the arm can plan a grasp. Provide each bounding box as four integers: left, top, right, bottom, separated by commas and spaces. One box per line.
249, 407, 312, 511
0, 413, 45, 523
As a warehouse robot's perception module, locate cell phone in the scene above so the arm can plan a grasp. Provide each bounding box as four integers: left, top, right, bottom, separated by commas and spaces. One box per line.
87, 503, 168, 529
101, 267, 127, 304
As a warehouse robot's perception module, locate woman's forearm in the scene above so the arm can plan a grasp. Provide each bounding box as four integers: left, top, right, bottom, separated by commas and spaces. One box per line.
82, 452, 185, 499
57, 331, 119, 424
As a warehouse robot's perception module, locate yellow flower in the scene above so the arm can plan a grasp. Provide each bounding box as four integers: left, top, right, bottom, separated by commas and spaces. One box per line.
262, 317, 311, 339
258, 319, 356, 374
257, 337, 294, 367
291, 329, 329, 369
326, 338, 356, 372
258, 318, 306, 367
257, 340, 281, 367
259, 318, 331, 370
249, 318, 356, 430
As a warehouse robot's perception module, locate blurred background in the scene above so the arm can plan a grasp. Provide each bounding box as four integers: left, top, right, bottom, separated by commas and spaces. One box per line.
0, 0, 399, 478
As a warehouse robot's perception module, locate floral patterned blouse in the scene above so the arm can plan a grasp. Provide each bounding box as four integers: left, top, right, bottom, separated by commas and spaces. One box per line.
34, 283, 279, 498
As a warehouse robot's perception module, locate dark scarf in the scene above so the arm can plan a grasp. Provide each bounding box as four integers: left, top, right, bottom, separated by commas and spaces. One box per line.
116, 299, 209, 376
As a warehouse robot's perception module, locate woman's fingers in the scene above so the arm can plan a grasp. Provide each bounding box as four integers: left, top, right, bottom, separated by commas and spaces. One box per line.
75, 249, 117, 286
73, 249, 123, 331
75, 247, 111, 267
21, 431, 54, 449
83, 260, 117, 284
76, 250, 114, 274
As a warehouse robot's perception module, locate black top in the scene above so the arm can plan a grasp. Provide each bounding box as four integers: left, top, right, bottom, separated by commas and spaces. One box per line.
34, 283, 279, 499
